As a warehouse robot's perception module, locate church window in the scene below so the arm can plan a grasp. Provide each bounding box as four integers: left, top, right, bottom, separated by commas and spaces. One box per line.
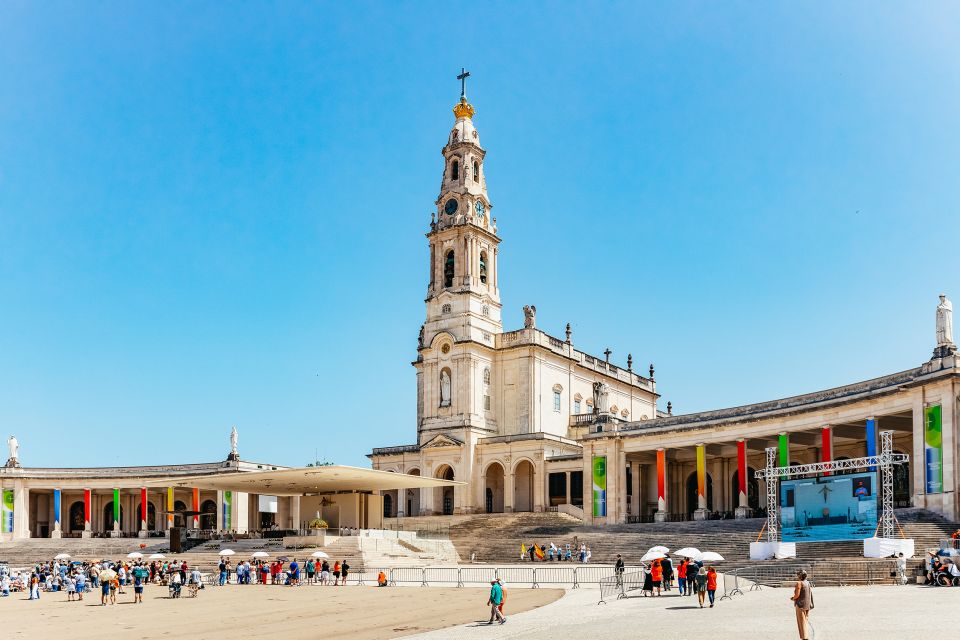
484, 395, 491, 410
479, 252, 487, 284
441, 303, 451, 314
474, 162, 480, 181
482, 305, 490, 317
553, 391, 561, 412
574, 400, 581, 414
483, 368, 491, 385
451, 160, 459, 181
444, 250, 455, 287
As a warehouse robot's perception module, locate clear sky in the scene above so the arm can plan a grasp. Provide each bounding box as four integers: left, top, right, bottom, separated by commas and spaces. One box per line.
1, 2, 958, 469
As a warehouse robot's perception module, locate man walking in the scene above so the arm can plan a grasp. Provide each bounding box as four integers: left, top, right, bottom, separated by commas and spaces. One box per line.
487, 580, 506, 624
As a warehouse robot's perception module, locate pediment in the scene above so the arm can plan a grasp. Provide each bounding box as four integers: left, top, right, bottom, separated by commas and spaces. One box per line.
420, 434, 464, 449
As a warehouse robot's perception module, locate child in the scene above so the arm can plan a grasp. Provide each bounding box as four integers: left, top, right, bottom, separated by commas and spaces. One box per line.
65, 575, 76, 601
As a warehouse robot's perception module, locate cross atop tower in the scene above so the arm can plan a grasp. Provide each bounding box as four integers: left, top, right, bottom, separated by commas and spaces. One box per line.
457, 68, 471, 99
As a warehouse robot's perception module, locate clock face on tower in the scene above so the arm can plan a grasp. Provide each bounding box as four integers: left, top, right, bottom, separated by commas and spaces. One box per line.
475, 201, 485, 218
444, 198, 458, 215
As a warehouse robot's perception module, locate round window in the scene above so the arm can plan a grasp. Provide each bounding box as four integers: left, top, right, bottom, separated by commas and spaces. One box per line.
441, 344, 451, 354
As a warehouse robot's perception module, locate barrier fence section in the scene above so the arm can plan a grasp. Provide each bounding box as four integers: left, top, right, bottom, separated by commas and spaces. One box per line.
346, 565, 643, 590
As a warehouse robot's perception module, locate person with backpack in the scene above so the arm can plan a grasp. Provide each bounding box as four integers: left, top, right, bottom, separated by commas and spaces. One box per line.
790, 569, 814, 640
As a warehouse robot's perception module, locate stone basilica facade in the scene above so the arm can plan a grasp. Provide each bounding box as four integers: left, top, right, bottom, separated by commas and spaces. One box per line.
369, 90, 660, 518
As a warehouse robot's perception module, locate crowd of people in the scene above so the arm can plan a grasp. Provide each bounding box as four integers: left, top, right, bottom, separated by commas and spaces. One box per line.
215, 557, 351, 586
520, 542, 592, 562
631, 555, 719, 607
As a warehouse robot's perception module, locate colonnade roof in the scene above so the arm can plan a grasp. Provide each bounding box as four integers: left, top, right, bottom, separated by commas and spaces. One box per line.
143, 465, 464, 496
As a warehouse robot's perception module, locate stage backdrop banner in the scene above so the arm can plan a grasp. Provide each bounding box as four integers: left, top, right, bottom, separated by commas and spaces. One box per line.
780, 471, 878, 542
924, 404, 943, 494
1, 489, 13, 533
258, 495, 278, 514
592, 456, 607, 518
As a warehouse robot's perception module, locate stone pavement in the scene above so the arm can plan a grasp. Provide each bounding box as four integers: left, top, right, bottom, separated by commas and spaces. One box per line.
407, 583, 951, 639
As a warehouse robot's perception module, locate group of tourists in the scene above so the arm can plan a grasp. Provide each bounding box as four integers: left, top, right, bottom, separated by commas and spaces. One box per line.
636, 556, 718, 607
216, 557, 351, 586
0, 558, 163, 604
520, 542, 591, 562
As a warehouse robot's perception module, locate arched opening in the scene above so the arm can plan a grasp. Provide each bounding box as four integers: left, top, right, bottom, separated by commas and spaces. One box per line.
484, 462, 505, 513
136, 502, 158, 530
199, 500, 216, 529
434, 465, 455, 515
451, 159, 459, 181
731, 468, 760, 510
444, 250, 455, 288
174, 500, 187, 527
68, 501, 85, 533
474, 162, 480, 181
479, 251, 487, 284
383, 494, 393, 518
514, 460, 535, 512
103, 502, 123, 533
685, 472, 713, 513
405, 468, 421, 516
893, 450, 910, 505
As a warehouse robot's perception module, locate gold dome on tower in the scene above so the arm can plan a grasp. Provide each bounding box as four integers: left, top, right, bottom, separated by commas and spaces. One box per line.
453, 96, 475, 120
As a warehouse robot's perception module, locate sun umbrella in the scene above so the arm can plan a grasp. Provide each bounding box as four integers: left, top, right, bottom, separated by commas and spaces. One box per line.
99, 569, 117, 582
219, 549, 236, 556
127, 552, 144, 559
277, 556, 290, 562
698, 551, 725, 562
310, 551, 330, 559
54, 553, 71, 560
641, 550, 667, 562
148, 553, 165, 560
674, 547, 701, 558
251, 551, 269, 558
647, 545, 670, 554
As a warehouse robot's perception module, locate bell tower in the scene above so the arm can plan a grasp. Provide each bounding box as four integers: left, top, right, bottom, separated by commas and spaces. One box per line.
422, 70, 502, 348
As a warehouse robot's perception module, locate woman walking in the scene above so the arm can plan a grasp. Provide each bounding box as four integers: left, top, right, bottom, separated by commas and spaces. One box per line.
790, 570, 814, 640
677, 558, 688, 595
706, 566, 718, 607
695, 566, 708, 608
650, 558, 663, 596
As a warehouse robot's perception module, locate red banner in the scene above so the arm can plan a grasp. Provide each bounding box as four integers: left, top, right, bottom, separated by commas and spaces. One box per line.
737, 439, 747, 496
83, 489, 91, 524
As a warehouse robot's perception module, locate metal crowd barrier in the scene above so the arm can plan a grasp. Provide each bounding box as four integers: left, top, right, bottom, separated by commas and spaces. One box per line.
343, 565, 640, 590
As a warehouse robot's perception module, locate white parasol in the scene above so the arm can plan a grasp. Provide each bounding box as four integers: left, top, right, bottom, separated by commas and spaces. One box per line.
148, 553, 166, 560
219, 549, 236, 556
54, 553, 71, 560
310, 551, 330, 559
641, 550, 667, 562
674, 547, 701, 558
251, 551, 269, 558
126, 552, 144, 559
647, 545, 670, 554
698, 551, 725, 563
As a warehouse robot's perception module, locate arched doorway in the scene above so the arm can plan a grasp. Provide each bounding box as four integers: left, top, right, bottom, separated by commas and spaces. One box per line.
435, 465, 455, 515
405, 468, 421, 516
685, 472, 713, 513
173, 500, 187, 527
514, 460, 535, 512
199, 500, 216, 529
484, 462, 505, 513
893, 450, 910, 505
731, 468, 760, 510
68, 501, 85, 534
383, 494, 393, 518
136, 502, 158, 530
103, 502, 123, 533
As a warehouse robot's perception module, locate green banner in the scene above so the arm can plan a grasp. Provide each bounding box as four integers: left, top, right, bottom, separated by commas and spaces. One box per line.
925, 405, 943, 494
1, 489, 13, 533
592, 456, 607, 517
113, 488, 120, 524
223, 491, 232, 528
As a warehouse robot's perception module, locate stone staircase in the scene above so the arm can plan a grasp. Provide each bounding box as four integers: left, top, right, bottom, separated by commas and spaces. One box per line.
0, 538, 168, 569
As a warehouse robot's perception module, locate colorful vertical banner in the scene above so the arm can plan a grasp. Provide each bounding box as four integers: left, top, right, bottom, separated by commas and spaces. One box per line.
140, 488, 148, 528
166, 487, 174, 528
1, 489, 13, 533
695, 444, 706, 506
591, 456, 607, 517
736, 440, 747, 502
192, 488, 200, 527
820, 427, 832, 476
656, 449, 666, 511
223, 491, 232, 530
83, 489, 91, 527
866, 418, 877, 471
112, 489, 120, 526
53, 489, 62, 526
778, 433, 789, 478
925, 404, 943, 494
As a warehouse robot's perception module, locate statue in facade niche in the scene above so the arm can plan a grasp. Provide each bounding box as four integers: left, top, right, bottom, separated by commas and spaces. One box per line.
440, 369, 452, 407
523, 305, 536, 329
936, 294, 954, 347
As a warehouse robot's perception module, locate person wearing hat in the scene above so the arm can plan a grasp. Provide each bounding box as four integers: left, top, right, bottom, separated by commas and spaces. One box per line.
486, 580, 506, 624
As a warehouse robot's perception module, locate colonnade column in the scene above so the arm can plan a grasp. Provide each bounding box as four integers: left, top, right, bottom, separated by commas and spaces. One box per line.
654, 448, 667, 522
290, 496, 301, 530
139, 488, 148, 538
12, 482, 29, 539
866, 416, 878, 471
778, 433, 789, 476
192, 488, 200, 529
109, 488, 121, 537
693, 444, 709, 520
820, 426, 833, 475
165, 487, 174, 536
51, 488, 62, 539
735, 439, 751, 518
629, 462, 641, 518
82, 489, 92, 538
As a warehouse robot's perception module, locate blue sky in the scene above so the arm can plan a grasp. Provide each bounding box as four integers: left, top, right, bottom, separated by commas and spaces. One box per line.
1, 2, 958, 468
